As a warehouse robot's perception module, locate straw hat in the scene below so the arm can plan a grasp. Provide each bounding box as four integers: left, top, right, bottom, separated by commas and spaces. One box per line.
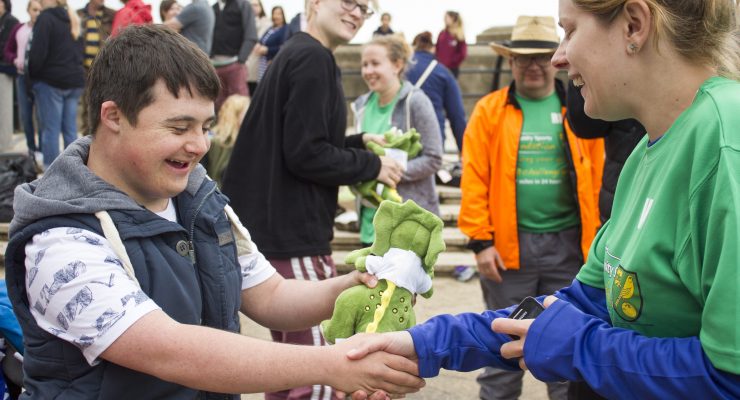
490, 16, 560, 58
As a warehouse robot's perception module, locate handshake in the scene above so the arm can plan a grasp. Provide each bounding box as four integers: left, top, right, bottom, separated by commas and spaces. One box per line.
322, 296, 559, 399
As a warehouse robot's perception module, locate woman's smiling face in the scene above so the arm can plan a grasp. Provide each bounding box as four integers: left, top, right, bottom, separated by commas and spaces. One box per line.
552, 0, 632, 121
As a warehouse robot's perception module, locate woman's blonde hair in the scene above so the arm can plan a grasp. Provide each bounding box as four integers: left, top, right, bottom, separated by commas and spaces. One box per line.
366, 34, 412, 77
212, 95, 250, 147
445, 11, 465, 42
572, 0, 740, 80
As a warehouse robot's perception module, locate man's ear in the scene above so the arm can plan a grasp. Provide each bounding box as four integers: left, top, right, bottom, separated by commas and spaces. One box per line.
622, 0, 652, 51
100, 101, 123, 133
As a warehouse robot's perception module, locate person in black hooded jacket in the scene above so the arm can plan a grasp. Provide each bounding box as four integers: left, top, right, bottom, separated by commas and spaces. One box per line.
566, 79, 646, 223
28, 0, 84, 169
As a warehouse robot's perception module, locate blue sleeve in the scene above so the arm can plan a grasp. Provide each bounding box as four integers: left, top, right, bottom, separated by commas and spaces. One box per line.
553, 279, 610, 321
408, 307, 519, 378
408, 279, 601, 379
407, 279, 605, 379
442, 70, 466, 150
525, 298, 740, 400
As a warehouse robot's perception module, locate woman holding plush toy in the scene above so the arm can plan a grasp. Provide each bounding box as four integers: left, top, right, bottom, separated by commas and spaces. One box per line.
352, 35, 443, 246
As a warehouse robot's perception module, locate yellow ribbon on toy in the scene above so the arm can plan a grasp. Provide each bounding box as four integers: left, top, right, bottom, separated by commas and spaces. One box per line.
365, 281, 397, 333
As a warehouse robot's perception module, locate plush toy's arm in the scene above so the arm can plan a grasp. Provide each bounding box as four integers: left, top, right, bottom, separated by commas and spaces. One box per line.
420, 287, 434, 299
345, 247, 373, 272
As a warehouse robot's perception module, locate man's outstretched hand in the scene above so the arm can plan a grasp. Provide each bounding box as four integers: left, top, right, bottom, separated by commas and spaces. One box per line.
337, 332, 420, 400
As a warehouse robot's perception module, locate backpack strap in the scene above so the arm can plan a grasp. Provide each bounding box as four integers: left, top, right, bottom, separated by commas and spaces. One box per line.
95, 211, 141, 289
405, 89, 415, 132
224, 204, 257, 257
95, 205, 254, 288
414, 60, 437, 89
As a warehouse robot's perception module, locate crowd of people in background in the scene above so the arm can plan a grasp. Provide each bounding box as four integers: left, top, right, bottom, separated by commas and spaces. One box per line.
0, 0, 738, 399
1, 0, 473, 172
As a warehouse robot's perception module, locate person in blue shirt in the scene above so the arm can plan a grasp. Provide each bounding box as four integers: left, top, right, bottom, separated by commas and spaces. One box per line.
406, 31, 466, 154
345, 0, 740, 399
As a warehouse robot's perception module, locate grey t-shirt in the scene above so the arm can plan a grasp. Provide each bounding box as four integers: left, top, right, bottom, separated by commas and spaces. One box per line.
176, 0, 215, 54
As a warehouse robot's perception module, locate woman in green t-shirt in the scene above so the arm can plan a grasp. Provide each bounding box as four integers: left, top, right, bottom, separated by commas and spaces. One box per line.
351, 35, 443, 246
344, 1, 740, 399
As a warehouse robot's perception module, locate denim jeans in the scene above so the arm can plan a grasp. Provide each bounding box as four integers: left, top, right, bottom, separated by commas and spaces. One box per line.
16, 75, 38, 152
32, 81, 82, 167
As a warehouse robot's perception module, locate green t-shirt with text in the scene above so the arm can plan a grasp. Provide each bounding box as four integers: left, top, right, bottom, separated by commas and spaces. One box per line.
576, 77, 740, 374
515, 93, 579, 232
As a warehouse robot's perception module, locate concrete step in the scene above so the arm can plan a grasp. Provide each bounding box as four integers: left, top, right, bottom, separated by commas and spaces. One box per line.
332, 227, 469, 252
439, 203, 459, 227
332, 249, 476, 275
437, 185, 461, 205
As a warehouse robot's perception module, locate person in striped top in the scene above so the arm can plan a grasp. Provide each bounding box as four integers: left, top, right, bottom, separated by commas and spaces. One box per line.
76, 0, 114, 70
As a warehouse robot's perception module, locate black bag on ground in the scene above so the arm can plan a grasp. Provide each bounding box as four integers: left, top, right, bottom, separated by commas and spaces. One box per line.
0, 153, 37, 223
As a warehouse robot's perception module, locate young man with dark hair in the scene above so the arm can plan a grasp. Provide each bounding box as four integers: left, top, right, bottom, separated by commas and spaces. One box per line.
4, 25, 423, 400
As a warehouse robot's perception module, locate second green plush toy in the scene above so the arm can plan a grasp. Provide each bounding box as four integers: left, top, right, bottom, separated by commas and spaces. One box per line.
352, 128, 422, 207
321, 200, 446, 344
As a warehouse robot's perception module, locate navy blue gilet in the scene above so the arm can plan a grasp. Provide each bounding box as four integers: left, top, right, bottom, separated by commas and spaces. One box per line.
4, 180, 243, 399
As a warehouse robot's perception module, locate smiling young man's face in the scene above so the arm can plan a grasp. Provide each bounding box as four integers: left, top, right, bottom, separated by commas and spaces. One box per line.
105, 81, 215, 211
312, 0, 367, 49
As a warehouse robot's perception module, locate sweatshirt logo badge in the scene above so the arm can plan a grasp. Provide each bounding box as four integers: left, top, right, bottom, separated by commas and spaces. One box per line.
608, 266, 643, 322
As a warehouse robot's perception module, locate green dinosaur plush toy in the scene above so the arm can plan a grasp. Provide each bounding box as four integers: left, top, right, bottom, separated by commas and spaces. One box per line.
321, 199, 446, 344
352, 128, 423, 207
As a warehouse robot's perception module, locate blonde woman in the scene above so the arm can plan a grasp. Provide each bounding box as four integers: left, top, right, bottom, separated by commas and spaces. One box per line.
352, 35, 442, 245
28, 0, 84, 168
349, 0, 740, 398
435, 10, 466, 78
206, 94, 249, 186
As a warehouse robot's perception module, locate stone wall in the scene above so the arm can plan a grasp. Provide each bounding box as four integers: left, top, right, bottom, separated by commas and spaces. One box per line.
336, 25, 566, 127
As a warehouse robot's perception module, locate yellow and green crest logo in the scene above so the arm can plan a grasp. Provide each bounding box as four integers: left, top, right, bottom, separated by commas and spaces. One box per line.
608, 266, 643, 322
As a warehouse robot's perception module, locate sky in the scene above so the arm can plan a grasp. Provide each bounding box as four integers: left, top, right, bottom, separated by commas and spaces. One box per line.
9, 0, 561, 44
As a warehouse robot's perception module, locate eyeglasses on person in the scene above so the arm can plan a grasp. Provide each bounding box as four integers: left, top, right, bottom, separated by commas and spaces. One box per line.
512, 54, 553, 68
339, 0, 375, 19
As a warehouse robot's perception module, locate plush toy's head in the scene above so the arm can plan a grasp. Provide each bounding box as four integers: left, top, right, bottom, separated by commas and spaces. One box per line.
370, 200, 445, 277
353, 128, 421, 207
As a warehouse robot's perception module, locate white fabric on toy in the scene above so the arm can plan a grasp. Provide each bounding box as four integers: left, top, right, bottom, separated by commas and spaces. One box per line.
364, 248, 432, 294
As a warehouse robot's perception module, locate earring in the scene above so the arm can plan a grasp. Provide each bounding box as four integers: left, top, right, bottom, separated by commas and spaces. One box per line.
628, 43, 639, 53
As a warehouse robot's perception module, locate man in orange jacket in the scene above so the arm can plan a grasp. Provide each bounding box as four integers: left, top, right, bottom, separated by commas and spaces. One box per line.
458, 16, 603, 400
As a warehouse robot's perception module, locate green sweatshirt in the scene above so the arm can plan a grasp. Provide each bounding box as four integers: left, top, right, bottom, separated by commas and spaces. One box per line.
577, 76, 740, 373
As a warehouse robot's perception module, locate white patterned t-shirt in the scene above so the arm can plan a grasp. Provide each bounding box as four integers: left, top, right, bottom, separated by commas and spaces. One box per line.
24, 200, 276, 365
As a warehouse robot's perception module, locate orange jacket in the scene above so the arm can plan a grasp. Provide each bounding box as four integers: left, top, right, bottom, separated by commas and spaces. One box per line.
459, 83, 604, 269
